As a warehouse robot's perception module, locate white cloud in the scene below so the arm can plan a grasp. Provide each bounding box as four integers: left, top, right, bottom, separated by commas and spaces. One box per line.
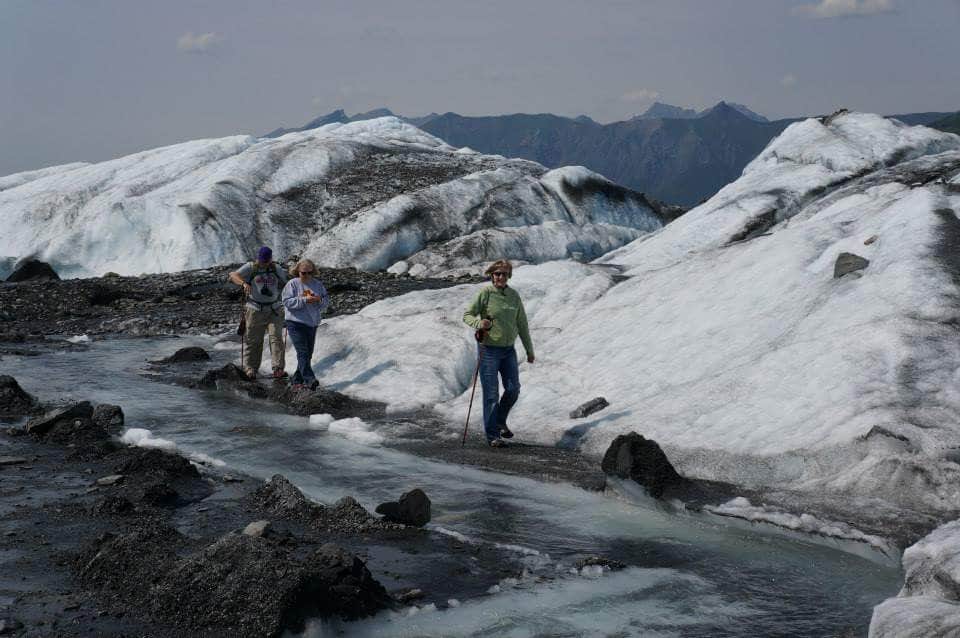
781, 73, 798, 87
176, 32, 223, 54
620, 88, 660, 104
792, 0, 894, 18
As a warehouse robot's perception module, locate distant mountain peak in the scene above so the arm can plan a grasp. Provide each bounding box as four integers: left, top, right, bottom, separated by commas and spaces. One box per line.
349, 107, 395, 121
302, 109, 349, 129
634, 102, 699, 120
700, 101, 768, 123
699, 101, 755, 122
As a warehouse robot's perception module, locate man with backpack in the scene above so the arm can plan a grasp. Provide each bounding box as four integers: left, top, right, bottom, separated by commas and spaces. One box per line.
229, 246, 289, 380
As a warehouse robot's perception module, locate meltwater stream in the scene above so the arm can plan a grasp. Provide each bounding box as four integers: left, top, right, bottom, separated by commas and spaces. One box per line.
3, 337, 900, 637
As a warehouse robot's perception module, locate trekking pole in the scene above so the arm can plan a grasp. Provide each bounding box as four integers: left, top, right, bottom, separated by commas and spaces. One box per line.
461, 316, 491, 448
237, 298, 247, 369
461, 346, 483, 448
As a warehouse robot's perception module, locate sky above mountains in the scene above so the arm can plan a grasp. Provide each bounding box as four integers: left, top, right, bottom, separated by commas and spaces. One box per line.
2, 0, 959, 176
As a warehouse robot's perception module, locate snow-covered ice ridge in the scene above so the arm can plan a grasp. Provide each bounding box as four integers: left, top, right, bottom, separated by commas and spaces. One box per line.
0, 117, 666, 278
311, 112, 960, 519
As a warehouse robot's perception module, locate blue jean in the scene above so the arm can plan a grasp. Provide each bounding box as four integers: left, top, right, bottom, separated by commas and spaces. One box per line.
285, 320, 318, 385
478, 345, 520, 442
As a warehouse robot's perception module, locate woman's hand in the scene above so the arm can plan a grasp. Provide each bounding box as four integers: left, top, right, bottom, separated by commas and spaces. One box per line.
527, 354, 535, 364
480, 319, 492, 330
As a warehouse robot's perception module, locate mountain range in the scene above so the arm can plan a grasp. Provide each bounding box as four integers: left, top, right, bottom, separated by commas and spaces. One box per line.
268, 103, 960, 206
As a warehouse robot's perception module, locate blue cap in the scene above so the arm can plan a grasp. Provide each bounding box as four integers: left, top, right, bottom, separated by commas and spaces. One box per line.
257, 246, 272, 262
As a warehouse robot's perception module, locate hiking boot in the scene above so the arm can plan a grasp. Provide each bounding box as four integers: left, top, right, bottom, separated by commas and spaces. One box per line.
498, 424, 514, 439
243, 368, 257, 380
489, 438, 508, 448
272, 368, 288, 379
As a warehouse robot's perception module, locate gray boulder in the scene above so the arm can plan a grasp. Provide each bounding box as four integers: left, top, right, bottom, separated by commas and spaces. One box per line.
600, 432, 686, 498
0, 375, 39, 418
834, 252, 870, 278
92, 403, 124, 431
570, 397, 609, 419
242, 520, 272, 537
155, 346, 211, 364
249, 474, 325, 521
5, 259, 60, 282
0, 618, 24, 635
25, 401, 94, 436
375, 488, 431, 527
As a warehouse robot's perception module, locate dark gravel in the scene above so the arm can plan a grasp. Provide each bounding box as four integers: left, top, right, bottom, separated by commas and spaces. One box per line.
0, 263, 479, 343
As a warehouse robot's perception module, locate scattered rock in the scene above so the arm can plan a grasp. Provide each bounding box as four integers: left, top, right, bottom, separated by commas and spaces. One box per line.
193, 363, 269, 399
114, 447, 199, 479
140, 482, 179, 506
242, 520, 272, 537
834, 252, 870, 278
154, 346, 211, 364
25, 401, 94, 436
575, 556, 626, 571
393, 587, 425, 603
249, 474, 324, 521
6, 259, 60, 283
570, 397, 610, 419
78, 529, 391, 634
96, 474, 124, 486
0, 375, 40, 418
863, 235, 878, 245
600, 432, 686, 499
93, 495, 134, 515
375, 488, 431, 527
191, 364, 383, 419
0, 618, 24, 634
0, 456, 28, 467
92, 403, 124, 431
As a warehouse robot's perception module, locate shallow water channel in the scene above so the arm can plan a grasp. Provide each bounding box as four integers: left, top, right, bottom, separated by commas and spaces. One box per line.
3, 337, 900, 637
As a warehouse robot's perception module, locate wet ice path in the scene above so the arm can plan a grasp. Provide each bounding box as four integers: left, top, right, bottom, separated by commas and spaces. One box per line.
3, 337, 900, 637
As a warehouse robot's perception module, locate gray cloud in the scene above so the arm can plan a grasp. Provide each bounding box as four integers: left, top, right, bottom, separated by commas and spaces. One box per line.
176, 32, 223, 54
792, 0, 894, 18
2, 0, 958, 178
781, 73, 798, 87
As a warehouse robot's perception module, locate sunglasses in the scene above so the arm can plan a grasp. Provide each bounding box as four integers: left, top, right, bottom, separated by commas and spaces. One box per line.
300, 270, 315, 275
491, 271, 508, 277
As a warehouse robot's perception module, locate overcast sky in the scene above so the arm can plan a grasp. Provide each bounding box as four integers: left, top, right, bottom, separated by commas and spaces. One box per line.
2, 0, 959, 176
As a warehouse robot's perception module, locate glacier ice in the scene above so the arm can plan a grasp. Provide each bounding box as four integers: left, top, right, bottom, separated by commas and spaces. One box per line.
869, 519, 960, 637
0, 118, 665, 278
305, 113, 960, 518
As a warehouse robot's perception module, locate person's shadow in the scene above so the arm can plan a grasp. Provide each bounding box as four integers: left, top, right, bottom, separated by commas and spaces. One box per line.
557, 410, 631, 450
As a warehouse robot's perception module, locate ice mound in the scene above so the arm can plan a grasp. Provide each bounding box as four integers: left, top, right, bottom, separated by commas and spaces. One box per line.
327, 416, 384, 445
311, 113, 960, 516
870, 519, 960, 637
0, 118, 665, 278
120, 427, 178, 451
308, 413, 335, 429
120, 427, 226, 467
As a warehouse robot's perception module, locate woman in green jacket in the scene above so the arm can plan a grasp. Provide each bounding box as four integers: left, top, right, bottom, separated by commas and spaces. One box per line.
463, 259, 535, 447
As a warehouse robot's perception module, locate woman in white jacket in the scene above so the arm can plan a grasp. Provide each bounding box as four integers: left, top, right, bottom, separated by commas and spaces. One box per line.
281, 259, 330, 390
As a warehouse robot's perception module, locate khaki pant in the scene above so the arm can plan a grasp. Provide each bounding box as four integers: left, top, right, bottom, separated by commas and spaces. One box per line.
243, 305, 285, 374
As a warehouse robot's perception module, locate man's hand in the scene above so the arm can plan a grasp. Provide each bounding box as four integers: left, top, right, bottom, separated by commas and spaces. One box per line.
527, 354, 535, 364
242, 282, 252, 295
479, 319, 492, 330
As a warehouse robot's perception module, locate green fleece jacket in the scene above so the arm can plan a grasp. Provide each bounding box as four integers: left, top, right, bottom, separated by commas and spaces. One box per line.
463, 285, 534, 357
